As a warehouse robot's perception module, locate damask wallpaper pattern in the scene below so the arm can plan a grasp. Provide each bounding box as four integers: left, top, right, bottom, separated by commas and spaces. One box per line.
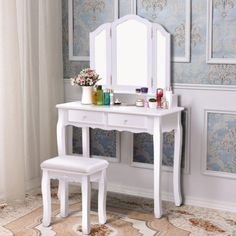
137, 0, 186, 58
73, 127, 117, 158
72, 0, 115, 58
62, 0, 236, 173
62, 0, 89, 78
207, 112, 236, 173
212, 0, 236, 58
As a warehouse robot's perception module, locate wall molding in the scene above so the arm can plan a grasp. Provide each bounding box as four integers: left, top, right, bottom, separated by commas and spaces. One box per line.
173, 83, 236, 91
130, 0, 137, 14
206, 0, 236, 64
202, 109, 236, 179
132, 0, 191, 63
183, 107, 191, 174
107, 182, 236, 213
65, 79, 236, 92
68, 0, 119, 61
173, 0, 191, 63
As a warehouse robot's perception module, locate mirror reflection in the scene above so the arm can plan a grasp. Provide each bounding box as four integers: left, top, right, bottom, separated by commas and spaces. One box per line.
94, 29, 107, 85
116, 20, 149, 87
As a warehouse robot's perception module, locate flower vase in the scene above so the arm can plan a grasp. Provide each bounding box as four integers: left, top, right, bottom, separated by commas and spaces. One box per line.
81, 86, 93, 105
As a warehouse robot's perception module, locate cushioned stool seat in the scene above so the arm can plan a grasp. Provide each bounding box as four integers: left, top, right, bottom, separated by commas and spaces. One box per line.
41, 155, 108, 173
41, 155, 109, 235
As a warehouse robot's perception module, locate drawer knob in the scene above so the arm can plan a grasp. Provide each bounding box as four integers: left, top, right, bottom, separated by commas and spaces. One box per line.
82, 115, 87, 120
123, 119, 128, 124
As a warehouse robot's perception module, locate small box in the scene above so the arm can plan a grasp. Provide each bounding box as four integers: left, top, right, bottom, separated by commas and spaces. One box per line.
166, 92, 178, 109
171, 94, 178, 108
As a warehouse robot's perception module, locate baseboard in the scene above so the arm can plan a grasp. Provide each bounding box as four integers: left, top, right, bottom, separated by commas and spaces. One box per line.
107, 183, 236, 213
184, 196, 236, 213
24, 176, 236, 213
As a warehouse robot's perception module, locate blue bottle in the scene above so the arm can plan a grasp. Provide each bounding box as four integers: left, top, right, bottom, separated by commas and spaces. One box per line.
104, 89, 110, 105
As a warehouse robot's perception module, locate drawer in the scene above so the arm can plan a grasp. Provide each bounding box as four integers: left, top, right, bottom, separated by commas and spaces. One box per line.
68, 110, 104, 125
108, 113, 147, 129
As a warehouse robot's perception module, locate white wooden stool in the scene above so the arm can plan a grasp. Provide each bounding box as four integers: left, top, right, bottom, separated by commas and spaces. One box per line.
40, 155, 109, 235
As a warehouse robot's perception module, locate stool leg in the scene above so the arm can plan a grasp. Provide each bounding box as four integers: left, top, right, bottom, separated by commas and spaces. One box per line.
98, 169, 107, 224
82, 176, 91, 235
60, 179, 69, 217
42, 170, 51, 227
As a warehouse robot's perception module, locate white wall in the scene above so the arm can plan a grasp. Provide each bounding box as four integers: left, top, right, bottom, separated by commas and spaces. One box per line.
64, 79, 236, 213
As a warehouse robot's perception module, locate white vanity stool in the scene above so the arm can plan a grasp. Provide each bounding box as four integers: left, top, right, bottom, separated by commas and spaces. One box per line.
41, 155, 109, 235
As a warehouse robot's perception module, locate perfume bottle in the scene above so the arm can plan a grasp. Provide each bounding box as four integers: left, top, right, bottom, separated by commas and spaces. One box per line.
92, 86, 97, 105
109, 89, 114, 105
141, 87, 148, 108
165, 87, 178, 109
156, 88, 163, 108
96, 85, 104, 105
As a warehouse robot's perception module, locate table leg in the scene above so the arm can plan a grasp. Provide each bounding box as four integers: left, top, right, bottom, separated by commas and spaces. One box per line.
173, 112, 183, 206
153, 117, 163, 218
82, 127, 90, 157
57, 110, 67, 200
57, 110, 67, 156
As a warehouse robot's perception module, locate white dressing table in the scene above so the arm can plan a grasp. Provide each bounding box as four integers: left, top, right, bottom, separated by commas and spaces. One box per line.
56, 101, 184, 218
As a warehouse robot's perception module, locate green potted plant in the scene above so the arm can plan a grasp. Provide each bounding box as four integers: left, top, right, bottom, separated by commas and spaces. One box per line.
148, 98, 157, 109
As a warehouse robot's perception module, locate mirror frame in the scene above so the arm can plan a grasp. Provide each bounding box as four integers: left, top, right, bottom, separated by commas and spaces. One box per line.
90, 14, 171, 94
112, 15, 153, 92
90, 23, 112, 87
152, 23, 171, 92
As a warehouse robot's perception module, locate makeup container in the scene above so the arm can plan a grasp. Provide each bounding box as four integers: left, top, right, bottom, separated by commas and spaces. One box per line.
156, 88, 163, 108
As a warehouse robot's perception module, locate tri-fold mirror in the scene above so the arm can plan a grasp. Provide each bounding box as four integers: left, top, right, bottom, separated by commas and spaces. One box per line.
90, 14, 171, 94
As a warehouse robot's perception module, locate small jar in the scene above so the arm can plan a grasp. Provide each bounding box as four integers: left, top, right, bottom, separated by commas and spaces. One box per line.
140, 87, 148, 93
136, 99, 144, 107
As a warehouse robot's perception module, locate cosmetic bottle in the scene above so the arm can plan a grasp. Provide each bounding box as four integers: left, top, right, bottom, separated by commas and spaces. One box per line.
109, 89, 114, 105
165, 87, 172, 109
141, 87, 148, 108
156, 88, 163, 108
161, 97, 168, 109
135, 88, 143, 107
165, 87, 178, 109
104, 89, 110, 105
96, 85, 104, 105
92, 86, 97, 105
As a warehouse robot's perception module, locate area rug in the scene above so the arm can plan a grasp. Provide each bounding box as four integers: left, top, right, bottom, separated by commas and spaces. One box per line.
1, 191, 236, 236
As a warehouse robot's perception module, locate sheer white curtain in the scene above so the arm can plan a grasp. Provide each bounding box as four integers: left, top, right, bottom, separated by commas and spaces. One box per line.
0, 0, 64, 202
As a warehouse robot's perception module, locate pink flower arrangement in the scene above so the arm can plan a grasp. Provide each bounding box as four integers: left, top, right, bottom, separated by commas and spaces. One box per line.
70, 68, 101, 86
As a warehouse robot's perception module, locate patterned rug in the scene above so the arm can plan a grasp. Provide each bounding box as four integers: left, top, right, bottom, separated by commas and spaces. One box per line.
1, 190, 236, 236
